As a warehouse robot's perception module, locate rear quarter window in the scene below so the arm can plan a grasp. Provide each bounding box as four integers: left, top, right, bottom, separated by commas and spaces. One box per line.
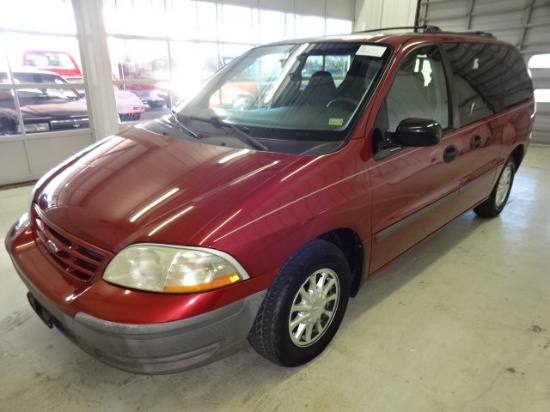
443, 42, 533, 127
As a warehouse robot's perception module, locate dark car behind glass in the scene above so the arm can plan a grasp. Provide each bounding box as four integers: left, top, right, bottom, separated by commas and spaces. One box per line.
0, 70, 89, 135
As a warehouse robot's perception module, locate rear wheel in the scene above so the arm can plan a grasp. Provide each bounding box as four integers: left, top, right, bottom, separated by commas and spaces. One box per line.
248, 239, 350, 366
474, 157, 516, 218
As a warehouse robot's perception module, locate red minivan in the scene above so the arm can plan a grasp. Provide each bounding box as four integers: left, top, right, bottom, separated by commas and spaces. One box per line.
6, 28, 534, 374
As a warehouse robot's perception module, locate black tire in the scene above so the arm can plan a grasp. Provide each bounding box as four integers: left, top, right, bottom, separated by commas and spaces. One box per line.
248, 239, 351, 366
474, 157, 516, 218
0, 115, 16, 135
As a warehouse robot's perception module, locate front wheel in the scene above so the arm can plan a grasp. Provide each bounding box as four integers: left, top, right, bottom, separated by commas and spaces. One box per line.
474, 157, 516, 218
248, 239, 350, 366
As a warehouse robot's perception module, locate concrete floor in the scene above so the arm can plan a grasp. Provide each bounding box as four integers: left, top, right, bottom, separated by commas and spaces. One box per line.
1, 145, 549, 412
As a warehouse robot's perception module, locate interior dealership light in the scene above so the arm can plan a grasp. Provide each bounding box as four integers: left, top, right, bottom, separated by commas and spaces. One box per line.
103, 244, 249, 293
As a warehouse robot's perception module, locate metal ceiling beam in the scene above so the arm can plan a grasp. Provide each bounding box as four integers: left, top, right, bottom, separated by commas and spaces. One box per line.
465, 0, 475, 29
518, 0, 536, 50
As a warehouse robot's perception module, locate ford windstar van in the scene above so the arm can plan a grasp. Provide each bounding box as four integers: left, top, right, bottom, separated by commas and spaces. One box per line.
6, 27, 535, 374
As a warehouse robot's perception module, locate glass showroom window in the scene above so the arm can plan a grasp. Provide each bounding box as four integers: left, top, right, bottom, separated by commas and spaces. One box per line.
104, 0, 353, 123
219, 5, 258, 44
529, 54, 550, 103
295, 15, 326, 38
104, 0, 169, 37
326, 18, 353, 35
259, 10, 288, 44
108, 37, 169, 119
0, 0, 89, 136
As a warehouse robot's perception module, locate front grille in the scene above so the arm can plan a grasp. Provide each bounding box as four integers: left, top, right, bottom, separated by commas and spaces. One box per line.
32, 204, 112, 283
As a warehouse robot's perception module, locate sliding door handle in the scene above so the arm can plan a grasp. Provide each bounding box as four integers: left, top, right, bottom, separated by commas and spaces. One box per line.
470, 135, 482, 150
443, 145, 459, 163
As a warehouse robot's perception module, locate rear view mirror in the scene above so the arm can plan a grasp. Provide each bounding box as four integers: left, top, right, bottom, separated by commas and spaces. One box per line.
395, 118, 442, 147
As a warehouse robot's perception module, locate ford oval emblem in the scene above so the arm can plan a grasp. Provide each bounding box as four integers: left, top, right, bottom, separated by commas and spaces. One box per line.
46, 240, 59, 253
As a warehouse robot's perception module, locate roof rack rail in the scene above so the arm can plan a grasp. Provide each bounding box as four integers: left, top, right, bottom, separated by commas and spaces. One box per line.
451, 30, 495, 38
352, 25, 495, 39
353, 25, 441, 34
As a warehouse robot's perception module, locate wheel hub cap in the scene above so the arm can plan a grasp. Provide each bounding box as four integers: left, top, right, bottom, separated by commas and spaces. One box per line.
288, 268, 340, 347
495, 164, 512, 207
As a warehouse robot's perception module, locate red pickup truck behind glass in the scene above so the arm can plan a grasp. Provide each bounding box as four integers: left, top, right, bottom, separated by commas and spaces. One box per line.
22, 50, 83, 82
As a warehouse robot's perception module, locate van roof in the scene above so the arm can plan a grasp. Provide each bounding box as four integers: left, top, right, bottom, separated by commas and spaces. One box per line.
268, 26, 509, 49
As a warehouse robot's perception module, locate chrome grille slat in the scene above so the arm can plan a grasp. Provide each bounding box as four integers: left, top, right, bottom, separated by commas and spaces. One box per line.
67, 244, 103, 266
32, 205, 111, 283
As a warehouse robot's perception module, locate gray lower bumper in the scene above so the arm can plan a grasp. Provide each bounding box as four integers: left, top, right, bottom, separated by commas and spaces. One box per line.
23, 279, 266, 374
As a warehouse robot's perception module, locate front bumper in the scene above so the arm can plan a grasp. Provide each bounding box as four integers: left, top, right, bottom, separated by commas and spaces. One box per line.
20, 270, 265, 374
5, 218, 266, 374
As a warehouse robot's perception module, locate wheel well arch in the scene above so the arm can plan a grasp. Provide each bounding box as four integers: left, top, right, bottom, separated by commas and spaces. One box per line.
319, 228, 365, 298
510, 144, 525, 168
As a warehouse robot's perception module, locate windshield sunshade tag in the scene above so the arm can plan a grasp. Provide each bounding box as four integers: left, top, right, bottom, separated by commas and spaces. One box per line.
357, 45, 387, 57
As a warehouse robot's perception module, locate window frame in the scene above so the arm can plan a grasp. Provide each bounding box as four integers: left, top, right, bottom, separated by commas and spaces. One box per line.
372, 43, 453, 160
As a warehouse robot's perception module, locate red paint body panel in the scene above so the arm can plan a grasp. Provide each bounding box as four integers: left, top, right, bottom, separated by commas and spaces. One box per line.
11, 225, 273, 323
6, 32, 535, 342
14, 131, 375, 323
33, 128, 304, 253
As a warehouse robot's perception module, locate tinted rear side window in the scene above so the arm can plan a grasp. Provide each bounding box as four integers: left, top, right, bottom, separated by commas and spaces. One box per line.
443, 43, 533, 126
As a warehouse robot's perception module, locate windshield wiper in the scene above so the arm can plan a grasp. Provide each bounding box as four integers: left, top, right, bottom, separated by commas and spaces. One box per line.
169, 109, 202, 139
182, 114, 267, 151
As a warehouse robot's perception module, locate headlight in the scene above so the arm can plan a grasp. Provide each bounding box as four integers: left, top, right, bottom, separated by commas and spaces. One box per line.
103, 244, 249, 293
23, 122, 50, 133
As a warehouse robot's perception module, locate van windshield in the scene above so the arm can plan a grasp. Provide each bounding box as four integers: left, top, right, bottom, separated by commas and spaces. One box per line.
155, 42, 390, 155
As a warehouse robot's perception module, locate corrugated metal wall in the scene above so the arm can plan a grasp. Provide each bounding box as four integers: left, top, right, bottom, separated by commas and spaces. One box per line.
417, 0, 550, 144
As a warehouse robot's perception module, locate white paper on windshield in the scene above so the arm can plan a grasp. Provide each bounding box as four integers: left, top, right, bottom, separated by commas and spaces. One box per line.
356, 45, 387, 58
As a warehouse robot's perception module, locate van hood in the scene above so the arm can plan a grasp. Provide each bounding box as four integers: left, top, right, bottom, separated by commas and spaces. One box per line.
33, 126, 303, 252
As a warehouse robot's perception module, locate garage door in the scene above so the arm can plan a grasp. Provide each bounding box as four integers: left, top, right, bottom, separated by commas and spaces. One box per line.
417, 0, 550, 144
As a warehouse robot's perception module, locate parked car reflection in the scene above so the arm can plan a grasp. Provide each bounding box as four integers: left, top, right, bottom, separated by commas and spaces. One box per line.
115, 89, 146, 121
123, 85, 167, 108
0, 69, 145, 135
0, 70, 88, 134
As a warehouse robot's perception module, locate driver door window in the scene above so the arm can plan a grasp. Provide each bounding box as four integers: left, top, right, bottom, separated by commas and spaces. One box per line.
373, 46, 449, 155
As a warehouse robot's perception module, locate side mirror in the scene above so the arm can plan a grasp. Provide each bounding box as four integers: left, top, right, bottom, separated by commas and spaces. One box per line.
394, 118, 442, 147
